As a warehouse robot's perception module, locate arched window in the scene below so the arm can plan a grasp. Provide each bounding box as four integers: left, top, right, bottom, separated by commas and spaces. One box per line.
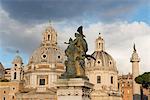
3, 97, 5, 100
14, 72, 16, 79
99, 43, 101, 48
39, 79, 45, 85
48, 34, 50, 41
111, 76, 113, 84
97, 76, 101, 83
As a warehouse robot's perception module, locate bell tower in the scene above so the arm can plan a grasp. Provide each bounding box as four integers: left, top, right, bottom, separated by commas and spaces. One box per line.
11, 51, 24, 81
95, 33, 105, 51
130, 44, 140, 100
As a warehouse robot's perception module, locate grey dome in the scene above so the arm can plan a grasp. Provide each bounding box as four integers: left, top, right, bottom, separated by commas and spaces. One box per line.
29, 46, 64, 64
86, 51, 117, 72
29, 26, 64, 64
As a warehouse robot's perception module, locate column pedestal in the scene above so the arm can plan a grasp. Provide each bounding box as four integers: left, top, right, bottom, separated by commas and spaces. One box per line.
56, 78, 93, 100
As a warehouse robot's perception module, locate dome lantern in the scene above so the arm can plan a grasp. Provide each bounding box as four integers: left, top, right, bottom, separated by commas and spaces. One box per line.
12, 50, 23, 65
42, 25, 57, 47
95, 33, 105, 51
28, 25, 64, 65
86, 33, 117, 72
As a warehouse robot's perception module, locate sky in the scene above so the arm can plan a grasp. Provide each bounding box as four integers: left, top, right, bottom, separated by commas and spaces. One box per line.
0, 0, 150, 74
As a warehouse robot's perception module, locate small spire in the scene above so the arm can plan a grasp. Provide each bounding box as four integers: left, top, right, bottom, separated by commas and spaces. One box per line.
95, 33, 105, 51
16, 50, 20, 56
49, 19, 52, 26
98, 33, 102, 37
99, 32, 101, 36
133, 43, 136, 52
16, 50, 19, 54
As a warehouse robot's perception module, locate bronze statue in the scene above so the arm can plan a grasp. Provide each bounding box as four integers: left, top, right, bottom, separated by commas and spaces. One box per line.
60, 26, 95, 79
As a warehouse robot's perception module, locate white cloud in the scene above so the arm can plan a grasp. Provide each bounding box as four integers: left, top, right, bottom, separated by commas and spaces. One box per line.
0, 7, 46, 54
82, 22, 150, 74
0, 7, 150, 74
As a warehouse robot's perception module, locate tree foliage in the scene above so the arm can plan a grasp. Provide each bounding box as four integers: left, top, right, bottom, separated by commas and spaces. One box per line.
135, 72, 150, 89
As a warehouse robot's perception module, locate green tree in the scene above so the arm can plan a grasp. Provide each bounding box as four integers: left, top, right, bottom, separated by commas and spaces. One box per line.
135, 72, 150, 100
135, 72, 150, 89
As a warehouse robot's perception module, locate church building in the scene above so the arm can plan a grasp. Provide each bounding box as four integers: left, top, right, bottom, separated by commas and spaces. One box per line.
86, 34, 122, 100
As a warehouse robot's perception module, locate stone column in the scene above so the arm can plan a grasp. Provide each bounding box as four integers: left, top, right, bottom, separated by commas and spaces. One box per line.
56, 78, 93, 100
130, 45, 140, 100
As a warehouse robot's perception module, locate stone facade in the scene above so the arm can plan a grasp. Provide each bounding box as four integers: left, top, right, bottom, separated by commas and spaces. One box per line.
118, 73, 150, 100
0, 81, 23, 100
4, 68, 11, 80
56, 78, 93, 100
118, 73, 133, 100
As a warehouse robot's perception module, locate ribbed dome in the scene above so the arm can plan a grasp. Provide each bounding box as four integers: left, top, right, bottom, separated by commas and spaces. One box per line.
29, 46, 64, 64
12, 55, 23, 64
86, 34, 117, 72
87, 51, 117, 71
28, 26, 64, 64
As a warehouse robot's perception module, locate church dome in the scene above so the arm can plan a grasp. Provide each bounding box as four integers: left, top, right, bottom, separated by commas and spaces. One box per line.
28, 26, 64, 64
29, 46, 64, 64
86, 34, 117, 72
87, 51, 117, 71
12, 54, 23, 64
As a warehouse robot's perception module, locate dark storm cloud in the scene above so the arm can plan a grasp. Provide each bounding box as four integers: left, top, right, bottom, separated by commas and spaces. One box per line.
0, 0, 143, 23
0, 31, 41, 55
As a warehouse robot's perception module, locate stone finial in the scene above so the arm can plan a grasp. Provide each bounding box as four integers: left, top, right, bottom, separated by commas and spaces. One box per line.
16, 50, 19, 54
99, 32, 101, 36
133, 43, 136, 53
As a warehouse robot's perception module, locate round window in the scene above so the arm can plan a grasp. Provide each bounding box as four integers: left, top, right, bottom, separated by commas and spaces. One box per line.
42, 54, 47, 59
58, 56, 60, 59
